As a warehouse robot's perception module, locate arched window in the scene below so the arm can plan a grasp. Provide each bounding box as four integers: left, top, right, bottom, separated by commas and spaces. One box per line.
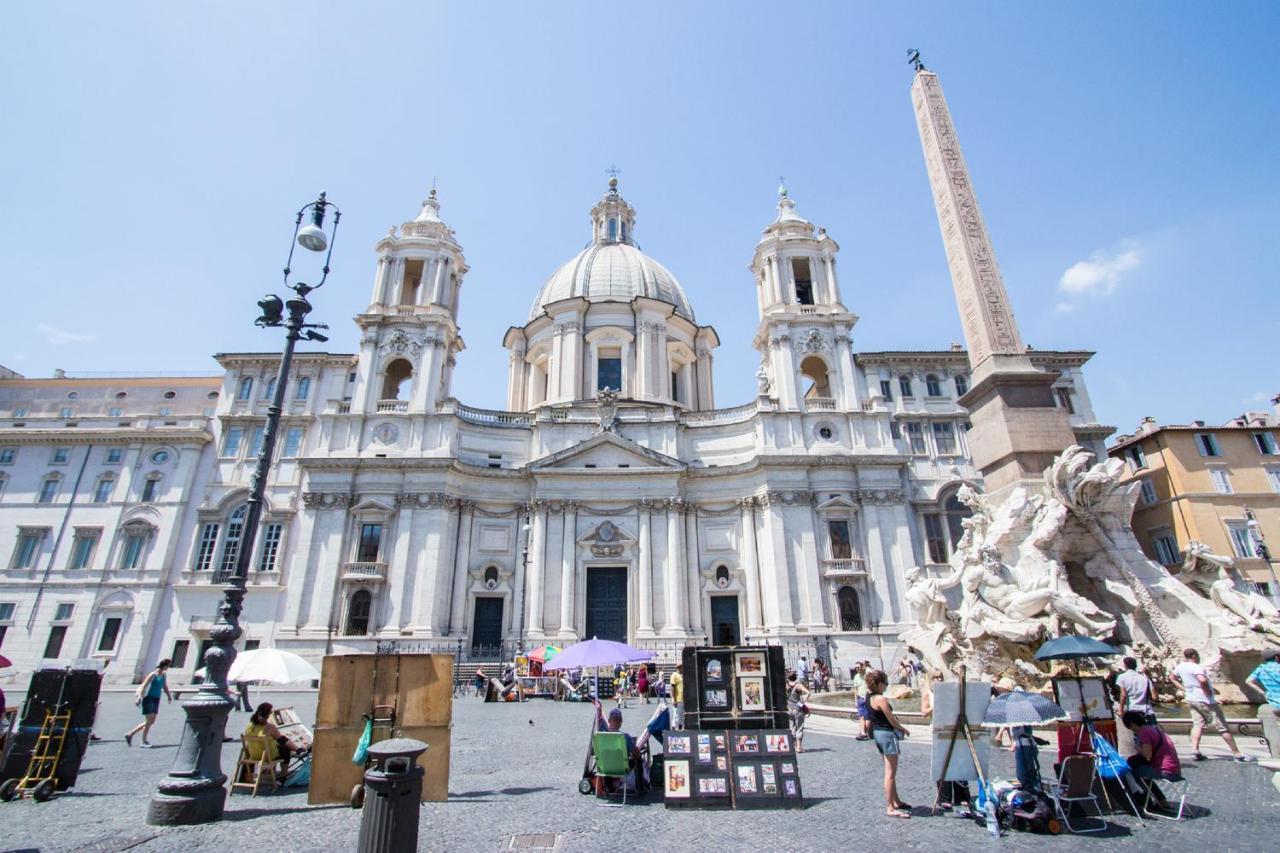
262, 378, 277, 400
237, 377, 253, 400
899, 374, 913, 398
345, 589, 372, 636
954, 375, 968, 396
714, 565, 731, 588
483, 566, 499, 588
922, 487, 976, 564
925, 374, 942, 397
800, 356, 832, 402
92, 475, 115, 504
838, 586, 862, 631
943, 491, 972, 551
381, 359, 413, 400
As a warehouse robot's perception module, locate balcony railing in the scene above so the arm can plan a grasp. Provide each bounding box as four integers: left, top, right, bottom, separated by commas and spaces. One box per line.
454, 403, 534, 428
341, 561, 388, 581
376, 400, 408, 413
806, 397, 838, 412
797, 305, 820, 314
823, 557, 867, 576
680, 401, 761, 427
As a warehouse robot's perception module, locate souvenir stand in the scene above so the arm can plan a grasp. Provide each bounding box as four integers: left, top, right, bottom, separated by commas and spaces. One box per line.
664, 646, 803, 809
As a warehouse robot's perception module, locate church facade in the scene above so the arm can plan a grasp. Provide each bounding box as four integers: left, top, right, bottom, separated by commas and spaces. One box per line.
0, 179, 1112, 683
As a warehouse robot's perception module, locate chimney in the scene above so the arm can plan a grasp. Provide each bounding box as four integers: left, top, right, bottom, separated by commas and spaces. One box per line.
53, 368, 66, 379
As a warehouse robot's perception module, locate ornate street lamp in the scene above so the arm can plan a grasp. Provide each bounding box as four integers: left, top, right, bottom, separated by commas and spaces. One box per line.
1244, 505, 1279, 606
148, 193, 340, 825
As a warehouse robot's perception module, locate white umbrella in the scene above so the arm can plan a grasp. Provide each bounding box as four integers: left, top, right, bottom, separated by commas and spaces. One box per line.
227, 648, 321, 685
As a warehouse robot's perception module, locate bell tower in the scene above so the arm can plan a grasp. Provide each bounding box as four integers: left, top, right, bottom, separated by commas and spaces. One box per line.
350, 189, 468, 415
750, 185, 860, 413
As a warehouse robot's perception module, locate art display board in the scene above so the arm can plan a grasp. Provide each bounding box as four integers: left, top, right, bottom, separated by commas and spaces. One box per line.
929, 679, 992, 783
664, 728, 803, 810
309, 652, 453, 804
681, 646, 788, 731
0, 667, 101, 790
1052, 676, 1113, 722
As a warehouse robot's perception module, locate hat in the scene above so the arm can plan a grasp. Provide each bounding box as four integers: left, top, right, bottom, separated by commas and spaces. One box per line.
608, 708, 623, 720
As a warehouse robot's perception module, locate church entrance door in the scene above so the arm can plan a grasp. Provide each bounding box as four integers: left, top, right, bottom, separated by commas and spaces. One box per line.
710, 595, 741, 646
471, 597, 504, 656
585, 567, 628, 642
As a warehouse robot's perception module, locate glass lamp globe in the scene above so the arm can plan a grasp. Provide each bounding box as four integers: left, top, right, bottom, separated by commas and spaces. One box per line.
296, 223, 328, 252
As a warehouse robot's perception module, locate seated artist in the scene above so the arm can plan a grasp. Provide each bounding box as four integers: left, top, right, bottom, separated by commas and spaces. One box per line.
591, 698, 646, 792
242, 702, 292, 780
1121, 709, 1181, 806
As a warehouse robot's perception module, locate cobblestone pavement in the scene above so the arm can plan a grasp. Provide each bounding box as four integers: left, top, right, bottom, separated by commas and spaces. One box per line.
2, 690, 1278, 852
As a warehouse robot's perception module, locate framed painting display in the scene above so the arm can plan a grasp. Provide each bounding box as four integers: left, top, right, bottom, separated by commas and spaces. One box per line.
733, 733, 760, 754
713, 734, 727, 751
665, 760, 691, 799
696, 734, 712, 764
779, 760, 795, 775
704, 657, 726, 684
715, 755, 727, 771
697, 776, 729, 797
704, 688, 729, 710
739, 676, 766, 712
665, 734, 692, 755
760, 763, 778, 795
735, 764, 758, 795
764, 733, 790, 753
1054, 677, 1113, 721
735, 651, 766, 677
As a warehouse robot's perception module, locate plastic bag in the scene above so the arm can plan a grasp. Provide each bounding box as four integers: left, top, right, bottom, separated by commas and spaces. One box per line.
285, 757, 311, 787
351, 718, 373, 765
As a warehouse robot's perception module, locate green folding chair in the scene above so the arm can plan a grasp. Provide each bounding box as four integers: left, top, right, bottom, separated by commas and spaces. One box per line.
591, 732, 631, 807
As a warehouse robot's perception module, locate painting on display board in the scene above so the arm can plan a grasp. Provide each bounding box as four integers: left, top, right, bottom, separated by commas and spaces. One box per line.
665, 760, 691, 799
929, 679, 993, 783
739, 676, 766, 712
1054, 676, 1113, 721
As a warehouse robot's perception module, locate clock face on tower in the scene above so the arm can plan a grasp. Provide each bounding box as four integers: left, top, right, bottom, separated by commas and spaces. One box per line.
372, 423, 399, 445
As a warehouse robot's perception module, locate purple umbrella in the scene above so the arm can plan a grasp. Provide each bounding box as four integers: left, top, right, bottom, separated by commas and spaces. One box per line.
543, 638, 654, 671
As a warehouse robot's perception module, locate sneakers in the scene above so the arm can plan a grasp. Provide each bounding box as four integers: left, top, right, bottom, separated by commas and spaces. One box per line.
1234, 754, 1257, 762
124, 733, 133, 747
1193, 752, 1207, 761
140, 742, 153, 749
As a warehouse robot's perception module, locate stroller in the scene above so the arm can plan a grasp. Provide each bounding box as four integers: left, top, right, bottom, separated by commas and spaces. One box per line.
578, 701, 670, 796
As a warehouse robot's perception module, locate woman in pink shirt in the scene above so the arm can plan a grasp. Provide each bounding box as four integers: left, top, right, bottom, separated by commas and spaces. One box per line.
1122, 710, 1182, 780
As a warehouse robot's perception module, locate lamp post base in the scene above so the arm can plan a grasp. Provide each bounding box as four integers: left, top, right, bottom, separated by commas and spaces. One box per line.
147, 788, 227, 826
146, 686, 235, 825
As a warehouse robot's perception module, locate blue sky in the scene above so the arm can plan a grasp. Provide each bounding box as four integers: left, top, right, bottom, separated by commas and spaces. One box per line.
2, 2, 1277, 436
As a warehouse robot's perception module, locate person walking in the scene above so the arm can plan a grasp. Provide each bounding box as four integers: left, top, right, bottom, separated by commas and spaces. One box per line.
124, 659, 172, 747
1172, 648, 1253, 762
867, 669, 911, 819
786, 671, 811, 753
669, 664, 685, 730
851, 662, 870, 740
798, 656, 811, 689
636, 665, 650, 704
1116, 656, 1158, 726
1245, 650, 1280, 758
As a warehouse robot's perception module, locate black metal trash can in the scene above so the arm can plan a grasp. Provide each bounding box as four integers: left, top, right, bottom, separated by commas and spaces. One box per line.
356, 737, 429, 853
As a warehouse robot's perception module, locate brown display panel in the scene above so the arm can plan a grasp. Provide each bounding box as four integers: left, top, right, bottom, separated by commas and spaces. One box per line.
309, 652, 452, 804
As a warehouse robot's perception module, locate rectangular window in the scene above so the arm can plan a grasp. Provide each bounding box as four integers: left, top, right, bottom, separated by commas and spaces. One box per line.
51, 447, 70, 464
889, 421, 901, 440
258, 523, 283, 572
1227, 522, 1257, 559
158, 407, 172, 417
282, 427, 304, 458
193, 523, 220, 571
97, 616, 123, 652
106, 448, 123, 463
0, 448, 14, 464
1253, 582, 1273, 598
93, 478, 114, 503
171, 639, 190, 669
879, 379, 892, 400
792, 258, 814, 305
357, 523, 383, 562
1128, 444, 1147, 470
222, 426, 244, 457
244, 639, 261, 651
899, 376, 913, 398
108, 406, 123, 417
1268, 468, 1280, 493
1195, 433, 1221, 457
141, 478, 159, 502
1055, 387, 1076, 414
0, 602, 14, 621
38, 478, 59, 503
1253, 432, 1278, 455
68, 530, 100, 570
670, 371, 679, 403
295, 376, 311, 400
827, 520, 852, 559
13, 530, 45, 568
237, 377, 253, 400
1152, 533, 1180, 566
59, 407, 74, 419
923, 514, 948, 563
597, 356, 622, 392
251, 426, 266, 456
904, 422, 927, 455
932, 422, 957, 455
43, 625, 67, 658
120, 533, 147, 569
954, 375, 968, 396
1209, 467, 1233, 495
925, 375, 942, 397
1139, 479, 1157, 506
54, 602, 74, 621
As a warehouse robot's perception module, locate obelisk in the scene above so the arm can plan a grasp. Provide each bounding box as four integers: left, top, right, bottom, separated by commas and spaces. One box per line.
911, 60, 1076, 497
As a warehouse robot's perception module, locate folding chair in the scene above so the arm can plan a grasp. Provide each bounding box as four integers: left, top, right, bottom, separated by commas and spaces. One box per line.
591, 732, 632, 807
1140, 773, 1190, 821
230, 735, 281, 796
1045, 754, 1106, 833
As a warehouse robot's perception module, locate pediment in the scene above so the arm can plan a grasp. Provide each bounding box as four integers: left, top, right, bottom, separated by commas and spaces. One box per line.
815, 495, 858, 511
529, 432, 685, 472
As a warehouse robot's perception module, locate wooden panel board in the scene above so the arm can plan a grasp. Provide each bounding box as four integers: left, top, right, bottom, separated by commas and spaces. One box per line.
309, 653, 453, 804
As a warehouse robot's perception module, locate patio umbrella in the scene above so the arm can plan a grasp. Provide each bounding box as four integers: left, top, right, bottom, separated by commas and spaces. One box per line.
981, 690, 1068, 727
527, 645, 562, 664
542, 638, 654, 700
227, 648, 321, 685
1034, 636, 1119, 662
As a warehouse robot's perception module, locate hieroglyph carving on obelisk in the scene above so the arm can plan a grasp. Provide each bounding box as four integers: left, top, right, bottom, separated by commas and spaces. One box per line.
912, 69, 1025, 369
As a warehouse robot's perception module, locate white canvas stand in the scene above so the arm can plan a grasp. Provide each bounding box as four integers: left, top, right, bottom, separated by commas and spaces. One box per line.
930, 679, 992, 783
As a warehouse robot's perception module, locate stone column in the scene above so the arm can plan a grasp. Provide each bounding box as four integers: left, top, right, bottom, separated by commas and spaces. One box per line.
549, 327, 565, 402
684, 504, 702, 636
411, 336, 444, 413
448, 502, 475, 636
655, 325, 670, 401
795, 499, 827, 631
429, 256, 449, 305
507, 348, 526, 411
635, 323, 652, 400
770, 334, 798, 411
370, 256, 389, 307
558, 502, 578, 640
383, 495, 416, 634
738, 498, 763, 632
283, 495, 323, 631
525, 501, 548, 640
696, 347, 714, 409
834, 333, 858, 410
636, 502, 655, 637
757, 494, 796, 631
664, 500, 688, 635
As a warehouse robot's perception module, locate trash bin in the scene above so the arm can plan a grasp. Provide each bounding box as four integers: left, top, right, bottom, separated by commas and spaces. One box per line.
356, 737, 428, 853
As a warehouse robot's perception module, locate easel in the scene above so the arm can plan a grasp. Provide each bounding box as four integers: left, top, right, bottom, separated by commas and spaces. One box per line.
932, 667, 997, 834
1053, 672, 1143, 824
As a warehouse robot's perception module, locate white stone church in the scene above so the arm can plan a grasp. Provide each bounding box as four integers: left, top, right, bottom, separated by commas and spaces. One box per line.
0, 180, 1112, 684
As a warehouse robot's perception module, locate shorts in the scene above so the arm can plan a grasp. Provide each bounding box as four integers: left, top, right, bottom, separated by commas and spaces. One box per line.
856, 697, 870, 720
141, 696, 161, 716
1189, 701, 1228, 734
872, 728, 900, 756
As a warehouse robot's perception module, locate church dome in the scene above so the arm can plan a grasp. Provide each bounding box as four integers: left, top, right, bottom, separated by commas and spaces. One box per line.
528, 181, 695, 322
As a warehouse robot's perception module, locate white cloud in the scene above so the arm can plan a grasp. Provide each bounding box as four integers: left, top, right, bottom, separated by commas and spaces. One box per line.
1058, 240, 1141, 297
38, 323, 96, 346
1244, 390, 1273, 405
1053, 302, 1075, 314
